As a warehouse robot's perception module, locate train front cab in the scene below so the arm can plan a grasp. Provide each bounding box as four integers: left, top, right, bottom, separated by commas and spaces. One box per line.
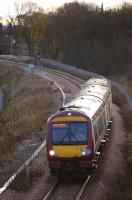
46, 111, 94, 173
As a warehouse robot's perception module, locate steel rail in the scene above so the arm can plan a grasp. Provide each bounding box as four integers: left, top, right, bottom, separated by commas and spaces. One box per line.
1, 57, 132, 108
42, 174, 91, 200
44, 68, 84, 89
44, 67, 84, 84
42, 181, 59, 200
35, 70, 82, 89
36, 71, 66, 105
0, 141, 46, 194
74, 175, 91, 200
0, 60, 82, 196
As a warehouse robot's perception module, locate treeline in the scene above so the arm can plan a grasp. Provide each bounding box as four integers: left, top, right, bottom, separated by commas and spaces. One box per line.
6, 1, 132, 76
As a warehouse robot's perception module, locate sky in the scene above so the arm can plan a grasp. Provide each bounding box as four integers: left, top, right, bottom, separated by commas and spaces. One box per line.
0, 0, 131, 20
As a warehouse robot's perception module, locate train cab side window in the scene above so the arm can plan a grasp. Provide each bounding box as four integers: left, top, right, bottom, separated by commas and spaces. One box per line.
94, 124, 99, 142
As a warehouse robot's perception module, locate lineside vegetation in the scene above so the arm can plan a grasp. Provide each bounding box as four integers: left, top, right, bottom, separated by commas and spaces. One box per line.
0, 64, 56, 165
106, 84, 132, 199
5, 1, 132, 78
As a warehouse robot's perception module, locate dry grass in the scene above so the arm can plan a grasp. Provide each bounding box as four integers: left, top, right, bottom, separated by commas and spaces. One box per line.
112, 86, 132, 198
112, 85, 132, 200
0, 64, 55, 165
10, 168, 43, 191
111, 85, 127, 108
121, 107, 132, 132
120, 106, 132, 167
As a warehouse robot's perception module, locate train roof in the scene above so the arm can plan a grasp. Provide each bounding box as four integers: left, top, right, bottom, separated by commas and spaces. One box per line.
84, 76, 110, 87
62, 77, 111, 119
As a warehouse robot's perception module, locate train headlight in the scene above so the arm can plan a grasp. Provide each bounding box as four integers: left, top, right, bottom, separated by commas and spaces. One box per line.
49, 150, 58, 156
81, 149, 92, 156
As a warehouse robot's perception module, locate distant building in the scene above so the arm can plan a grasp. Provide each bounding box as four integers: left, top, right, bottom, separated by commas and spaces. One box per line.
0, 35, 12, 54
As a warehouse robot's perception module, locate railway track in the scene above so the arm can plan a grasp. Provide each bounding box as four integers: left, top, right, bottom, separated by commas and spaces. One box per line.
42, 175, 91, 200
75, 175, 91, 200
43, 181, 59, 200
44, 67, 84, 86
0, 61, 86, 199
37, 67, 84, 90
0, 58, 128, 200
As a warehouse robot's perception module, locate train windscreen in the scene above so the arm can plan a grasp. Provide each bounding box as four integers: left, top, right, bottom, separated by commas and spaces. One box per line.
52, 122, 88, 145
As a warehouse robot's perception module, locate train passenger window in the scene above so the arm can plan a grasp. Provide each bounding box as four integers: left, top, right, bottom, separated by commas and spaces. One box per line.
94, 125, 98, 142
108, 100, 111, 115
98, 117, 103, 135
107, 102, 110, 121
105, 107, 108, 122
102, 111, 106, 125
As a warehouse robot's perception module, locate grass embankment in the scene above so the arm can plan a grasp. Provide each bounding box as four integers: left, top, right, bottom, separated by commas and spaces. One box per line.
110, 74, 132, 98
122, 108, 132, 200
111, 76, 132, 200
120, 108, 132, 200
0, 64, 56, 165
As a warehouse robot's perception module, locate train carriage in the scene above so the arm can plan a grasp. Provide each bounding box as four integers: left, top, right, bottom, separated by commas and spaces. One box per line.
46, 77, 112, 173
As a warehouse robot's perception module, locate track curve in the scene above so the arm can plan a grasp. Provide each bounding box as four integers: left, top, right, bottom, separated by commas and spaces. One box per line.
0, 60, 126, 200
0, 61, 86, 199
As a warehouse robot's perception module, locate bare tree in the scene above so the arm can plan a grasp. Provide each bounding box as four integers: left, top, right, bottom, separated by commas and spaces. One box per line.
7, 0, 44, 56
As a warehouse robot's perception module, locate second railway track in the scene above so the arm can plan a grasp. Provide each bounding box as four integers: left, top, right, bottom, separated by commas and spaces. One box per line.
0, 61, 87, 199
38, 67, 85, 90
44, 67, 84, 85
0, 58, 127, 200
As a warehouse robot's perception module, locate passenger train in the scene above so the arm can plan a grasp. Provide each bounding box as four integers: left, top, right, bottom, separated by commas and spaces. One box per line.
46, 77, 112, 173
